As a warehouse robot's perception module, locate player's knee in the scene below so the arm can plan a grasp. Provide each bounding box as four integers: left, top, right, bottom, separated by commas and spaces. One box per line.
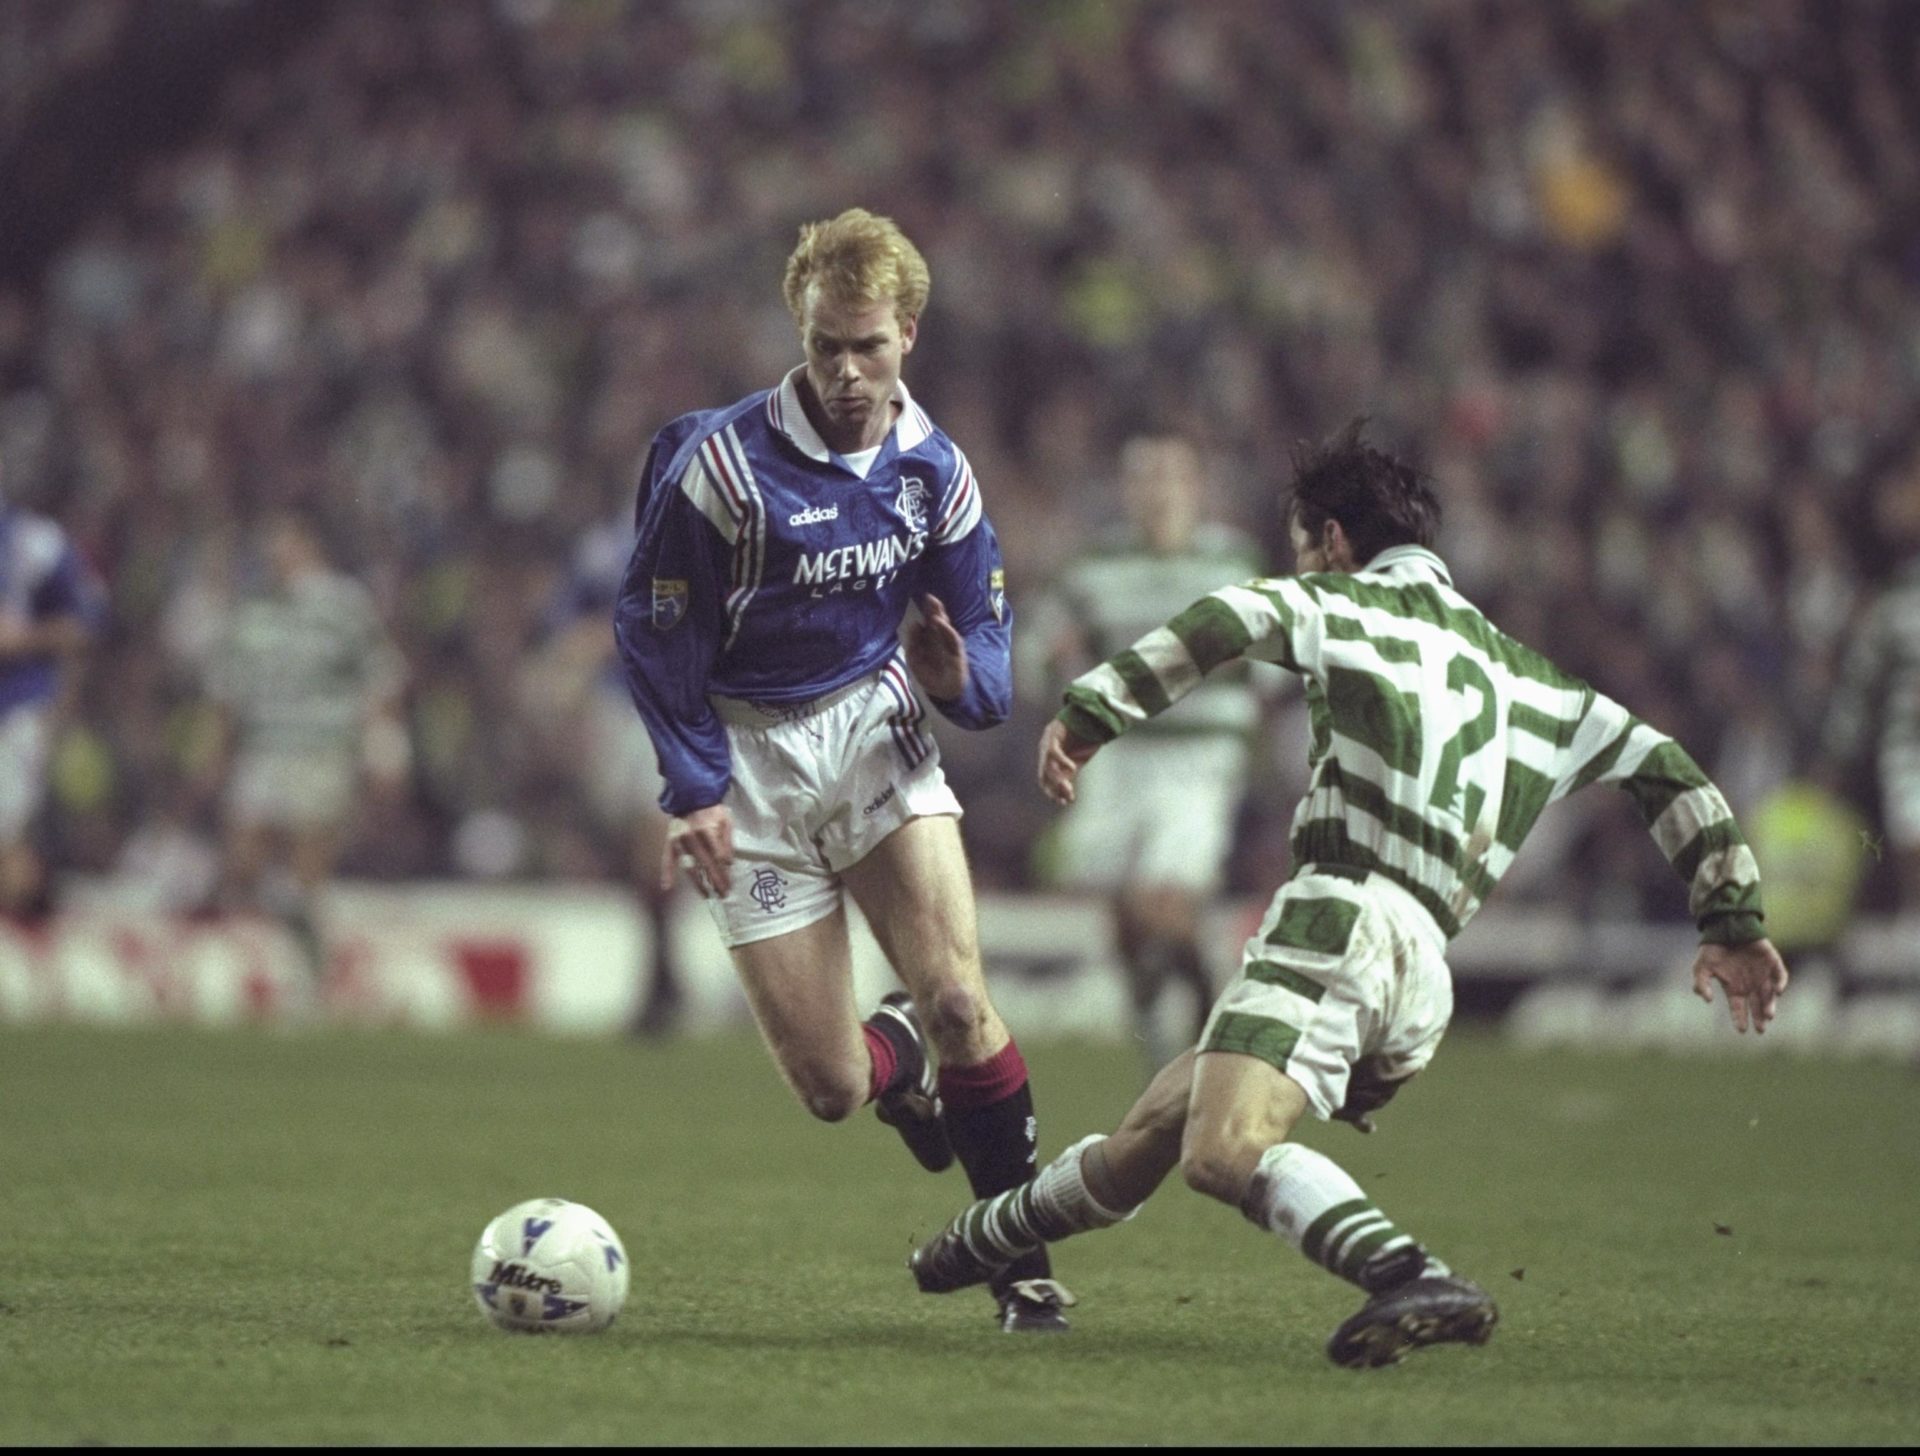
1179, 1140, 1249, 1205
925, 983, 989, 1046
791, 1066, 866, 1124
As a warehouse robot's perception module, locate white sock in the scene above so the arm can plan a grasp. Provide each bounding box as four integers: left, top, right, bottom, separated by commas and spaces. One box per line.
962, 1134, 1137, 1262
1240, 1143, 1445, 1291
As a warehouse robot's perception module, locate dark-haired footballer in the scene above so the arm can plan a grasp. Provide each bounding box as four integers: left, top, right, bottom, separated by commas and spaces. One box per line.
910, 421, 1790, 1366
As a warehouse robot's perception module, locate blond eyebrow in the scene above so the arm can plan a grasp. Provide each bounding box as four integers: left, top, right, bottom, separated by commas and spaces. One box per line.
811, 330, 890, 350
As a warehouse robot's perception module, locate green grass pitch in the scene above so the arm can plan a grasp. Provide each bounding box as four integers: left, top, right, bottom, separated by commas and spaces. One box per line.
3, 1021, 1916, 1446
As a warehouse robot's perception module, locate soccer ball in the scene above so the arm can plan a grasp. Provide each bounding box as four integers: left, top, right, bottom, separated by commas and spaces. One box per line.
470, 1198, 629, 1334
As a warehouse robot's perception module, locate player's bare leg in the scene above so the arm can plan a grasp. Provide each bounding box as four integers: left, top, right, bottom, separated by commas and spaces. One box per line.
1115, 885, 1213, 1077
1184, 1051, 1494, 1368
0, 838, 47, 919
729, 908, 872, 1122
908, 1049, 1195, 1295
629, 810, 683, 1037
285, 822, 341, 988
846, 813, 1071, 1331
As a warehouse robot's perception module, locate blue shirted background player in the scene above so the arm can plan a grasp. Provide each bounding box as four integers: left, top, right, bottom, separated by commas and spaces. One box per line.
0, 459, 104, 919
614, 208, 1072, 1333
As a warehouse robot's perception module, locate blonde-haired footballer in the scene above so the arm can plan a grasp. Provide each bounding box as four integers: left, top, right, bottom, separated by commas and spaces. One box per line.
911, 421, 1789, 1366
615, 210, 1072, 1332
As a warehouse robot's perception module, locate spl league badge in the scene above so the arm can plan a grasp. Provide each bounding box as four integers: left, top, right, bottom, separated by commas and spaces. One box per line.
652, 578, 688, 631
989, 567, 1006, 624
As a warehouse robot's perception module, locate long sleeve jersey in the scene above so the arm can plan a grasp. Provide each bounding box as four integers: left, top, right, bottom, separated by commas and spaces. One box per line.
1059, 545, 1766, 945
0, 505, 103, 715
614, 369, 1011, 816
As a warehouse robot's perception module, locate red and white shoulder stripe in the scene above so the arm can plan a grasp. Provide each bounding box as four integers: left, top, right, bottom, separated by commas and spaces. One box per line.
930, 446, 982, 545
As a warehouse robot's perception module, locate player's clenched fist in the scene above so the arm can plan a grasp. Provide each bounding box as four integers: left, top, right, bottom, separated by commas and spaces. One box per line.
663, 804, 734, 897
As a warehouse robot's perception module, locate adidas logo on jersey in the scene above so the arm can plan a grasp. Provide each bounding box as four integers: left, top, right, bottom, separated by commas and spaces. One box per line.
789, 505, 840, 527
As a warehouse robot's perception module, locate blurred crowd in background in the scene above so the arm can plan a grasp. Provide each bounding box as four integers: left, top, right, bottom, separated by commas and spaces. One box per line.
2, 0, 1918, 920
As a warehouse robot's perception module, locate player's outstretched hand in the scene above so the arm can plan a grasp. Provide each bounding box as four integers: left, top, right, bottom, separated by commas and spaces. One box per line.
906, 594, 968, 700
663, 804, 734, 898
1037, 718, 1100, 807
1691, 936, 1790, 1035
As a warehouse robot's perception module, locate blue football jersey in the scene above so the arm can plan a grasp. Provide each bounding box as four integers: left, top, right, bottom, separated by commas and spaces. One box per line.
614, 370, 1012, 816
0, 505, 104, 715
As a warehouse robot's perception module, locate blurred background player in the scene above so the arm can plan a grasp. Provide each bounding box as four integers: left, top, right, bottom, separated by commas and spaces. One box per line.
1035, 437, 1264, 1076
533, 508, 685, 1036
207, 512, 405, 984
0, 459, 104, 921
1818, 450, 1920, 920
616, 209, 1070, 1332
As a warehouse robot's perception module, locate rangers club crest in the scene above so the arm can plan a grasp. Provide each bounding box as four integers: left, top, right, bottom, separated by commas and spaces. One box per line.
895, 475, 930, 533
748, 867, 788, 913
652, 578, 687, 631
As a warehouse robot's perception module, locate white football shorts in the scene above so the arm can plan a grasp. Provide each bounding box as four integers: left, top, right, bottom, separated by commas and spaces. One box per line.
0, 705, 52, 841
1053, 732, 1249, 894
1199, 865, 1454, 1121
703, 652, 962, 948
228, 743, 358, 831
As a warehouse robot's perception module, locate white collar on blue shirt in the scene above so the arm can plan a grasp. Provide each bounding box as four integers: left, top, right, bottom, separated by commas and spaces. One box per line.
769, 366, 935, 464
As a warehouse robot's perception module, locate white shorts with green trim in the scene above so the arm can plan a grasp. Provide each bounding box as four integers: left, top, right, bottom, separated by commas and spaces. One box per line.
1052, 732, 1249, 894
229, 743, 358, 831
704, 652, 962, 949
1198, 865, 1453, 1121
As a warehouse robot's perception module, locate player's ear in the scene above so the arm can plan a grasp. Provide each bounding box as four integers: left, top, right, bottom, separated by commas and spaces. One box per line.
898, 313, 918, 355
1324, 518, 1357, 572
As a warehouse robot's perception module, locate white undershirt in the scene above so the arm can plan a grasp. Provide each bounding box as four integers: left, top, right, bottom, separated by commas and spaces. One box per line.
839, 444, 883, 479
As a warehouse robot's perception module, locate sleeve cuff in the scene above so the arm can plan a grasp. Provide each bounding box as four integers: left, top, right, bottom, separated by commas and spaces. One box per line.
1056, 702, 1117, 746
1698, 910, 1766, 946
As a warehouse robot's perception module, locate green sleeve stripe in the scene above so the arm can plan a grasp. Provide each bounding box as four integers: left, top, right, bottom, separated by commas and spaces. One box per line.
1169, 596, 1254, 673
1567, 720, 1635, 793
1671, 819, 1747, 886
1244, 959, 1330, 1003
1058, 689, 1126, 745
1245, 585, 1303, 671
1619, 739, 1714, 826
1110, 648, 1171, 719
1699, 910, 1766, 945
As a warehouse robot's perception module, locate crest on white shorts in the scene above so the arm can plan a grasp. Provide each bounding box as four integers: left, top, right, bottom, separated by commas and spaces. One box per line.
652, 578, 688, 631
895, 475, 929, 533
748, 866, 788, 913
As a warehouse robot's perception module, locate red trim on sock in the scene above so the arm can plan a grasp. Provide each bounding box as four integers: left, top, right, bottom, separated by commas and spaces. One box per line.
937, 1039, 1028, 1112
862, 1024, 897, 1103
